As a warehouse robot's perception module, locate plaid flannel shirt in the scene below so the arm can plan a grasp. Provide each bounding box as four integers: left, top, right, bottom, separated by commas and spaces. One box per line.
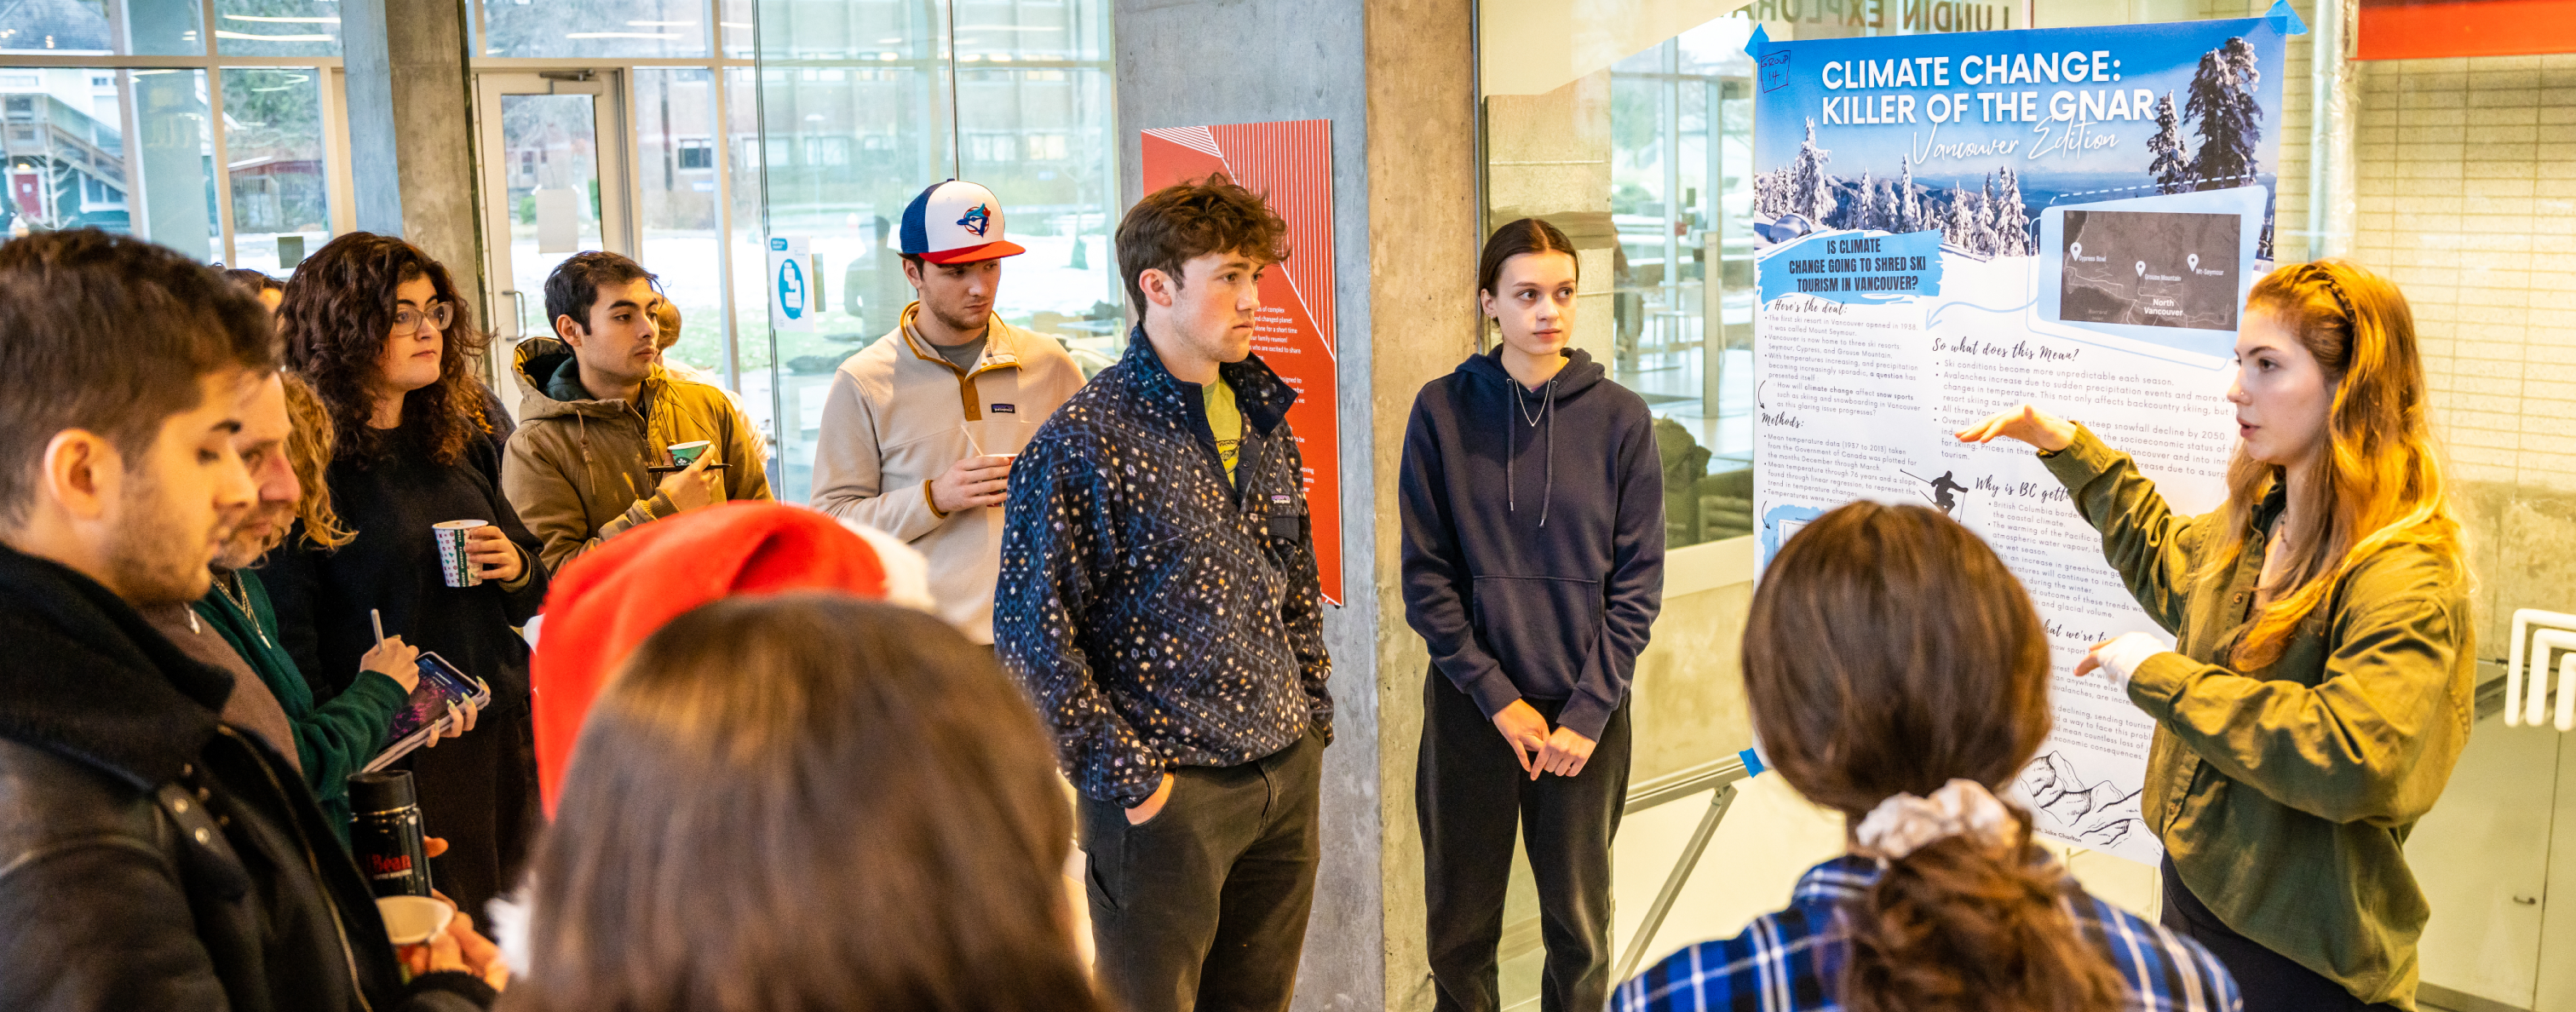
1614, 855, 2240, 1012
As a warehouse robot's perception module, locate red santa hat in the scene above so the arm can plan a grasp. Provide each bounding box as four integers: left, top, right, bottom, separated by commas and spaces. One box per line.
525, 501, 931, 815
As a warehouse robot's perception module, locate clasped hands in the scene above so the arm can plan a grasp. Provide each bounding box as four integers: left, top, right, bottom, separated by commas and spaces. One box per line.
1492, 699, 1596, 779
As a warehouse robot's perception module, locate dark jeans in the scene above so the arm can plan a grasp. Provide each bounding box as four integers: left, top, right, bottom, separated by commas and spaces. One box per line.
1417, 674, 1633, 1012
2160, 856, 2402, 1011
1078, 730, 1324, 1012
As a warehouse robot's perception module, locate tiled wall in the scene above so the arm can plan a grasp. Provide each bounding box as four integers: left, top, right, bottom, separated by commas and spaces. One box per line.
2350, 54, 2576, 648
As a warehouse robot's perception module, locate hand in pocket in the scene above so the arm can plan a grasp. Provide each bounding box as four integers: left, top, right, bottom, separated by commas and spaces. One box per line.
1125, 772, 1176, 825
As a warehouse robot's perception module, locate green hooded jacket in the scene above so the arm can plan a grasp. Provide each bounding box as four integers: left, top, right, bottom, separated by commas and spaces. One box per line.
194, 569, 411, 844
2042, 423, 2473, 1010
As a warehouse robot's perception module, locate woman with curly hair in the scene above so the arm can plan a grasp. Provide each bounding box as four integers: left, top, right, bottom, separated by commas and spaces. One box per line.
259, 232, 550, 923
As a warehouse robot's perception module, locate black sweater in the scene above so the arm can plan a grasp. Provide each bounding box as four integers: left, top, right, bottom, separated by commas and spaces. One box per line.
259, 419, 549, 711
1397, 348, 1665, 741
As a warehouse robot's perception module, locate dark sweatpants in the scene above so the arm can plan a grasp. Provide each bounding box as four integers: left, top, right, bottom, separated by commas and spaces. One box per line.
1417, 674, 1632, 1012
2160, 856, 2403, 1011
1078, 730, 1324, 1012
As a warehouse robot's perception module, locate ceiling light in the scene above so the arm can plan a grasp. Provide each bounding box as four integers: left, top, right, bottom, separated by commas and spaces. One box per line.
565, 32, 681, 38
221, 14, 338, 22
214, 30, 333, 40
626, 20, 693, 26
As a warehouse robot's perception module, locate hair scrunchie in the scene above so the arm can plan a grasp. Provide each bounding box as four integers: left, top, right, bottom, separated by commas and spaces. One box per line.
1852, 779, 2018, 861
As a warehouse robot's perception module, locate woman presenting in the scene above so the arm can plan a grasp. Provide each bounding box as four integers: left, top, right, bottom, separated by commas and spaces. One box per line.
1958, 260, 2470, 1011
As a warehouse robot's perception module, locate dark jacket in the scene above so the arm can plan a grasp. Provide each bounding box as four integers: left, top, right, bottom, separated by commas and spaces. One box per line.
0, 543, 492, 1012
195, 570, 409, 844
1398, 348, 1665, 740
996, 331, 1333, 808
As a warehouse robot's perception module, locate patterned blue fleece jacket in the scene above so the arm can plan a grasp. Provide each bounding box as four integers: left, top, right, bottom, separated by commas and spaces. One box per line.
995, 331, 1334, 808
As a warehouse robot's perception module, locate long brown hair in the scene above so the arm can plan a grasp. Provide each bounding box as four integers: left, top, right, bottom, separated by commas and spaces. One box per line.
278, 373, 354, 550
2211, 259, 2462, 668
278, 232, 491, 467
1745, 503, 2125, 1012
504, 595, 1102, 1012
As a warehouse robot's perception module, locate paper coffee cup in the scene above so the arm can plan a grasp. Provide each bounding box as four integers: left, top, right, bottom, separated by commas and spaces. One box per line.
668, 440, 712, 465
377, 894, 456, 946
433, 520, 488, 588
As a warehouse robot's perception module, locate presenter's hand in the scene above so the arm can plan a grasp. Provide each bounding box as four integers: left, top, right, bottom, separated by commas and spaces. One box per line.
2073, 631, 2168, 689
360, 635, 422, 694
1536, 726, 1598, 779
931, 454, 1015, 514
1125, 773, 1176, 825
1955, 404, 2078, 453
1492, 699, 1550, 775
464, 524, 525, 584
655, 451, 718, 513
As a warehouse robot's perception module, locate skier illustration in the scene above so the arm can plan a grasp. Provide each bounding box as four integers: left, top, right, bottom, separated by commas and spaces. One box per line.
1900, 469, 1969, 518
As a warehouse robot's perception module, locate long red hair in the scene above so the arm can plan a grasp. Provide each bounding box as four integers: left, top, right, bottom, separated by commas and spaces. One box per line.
2208, 260, 2463, 668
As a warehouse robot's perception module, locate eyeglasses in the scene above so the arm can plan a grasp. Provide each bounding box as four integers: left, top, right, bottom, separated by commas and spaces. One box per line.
393, 302, 453, 336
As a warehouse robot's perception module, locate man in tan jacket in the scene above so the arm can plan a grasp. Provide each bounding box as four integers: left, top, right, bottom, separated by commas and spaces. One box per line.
503, 251, 771, 574
811, 180, 1085, 644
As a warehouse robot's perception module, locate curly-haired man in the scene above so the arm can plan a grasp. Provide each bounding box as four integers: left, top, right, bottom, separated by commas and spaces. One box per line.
996, 175, 1334, 1012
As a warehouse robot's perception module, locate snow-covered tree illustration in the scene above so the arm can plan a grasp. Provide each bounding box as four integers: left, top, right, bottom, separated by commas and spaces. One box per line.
1942, 184, 1980, 248
1994, 168, 2030, 256
1853, 170, 1880, 231
2146, 92, 2195, 194
1895, 158, 1921, 233
1793, 119, 1836, 223
2185, 37, 2263, 190
1975, 173, 2004, 253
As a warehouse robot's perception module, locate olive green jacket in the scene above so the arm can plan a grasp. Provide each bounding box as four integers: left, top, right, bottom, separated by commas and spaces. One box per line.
2043, 424, 2472, 1011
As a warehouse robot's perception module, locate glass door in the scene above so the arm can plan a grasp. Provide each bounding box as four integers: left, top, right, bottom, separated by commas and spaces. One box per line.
474, 71, 633, 385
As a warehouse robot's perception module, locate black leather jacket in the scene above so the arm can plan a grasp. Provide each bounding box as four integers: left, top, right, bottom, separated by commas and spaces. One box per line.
0, 544, 493, 1012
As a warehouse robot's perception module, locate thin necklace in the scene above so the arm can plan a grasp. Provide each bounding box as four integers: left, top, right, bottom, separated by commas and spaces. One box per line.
211, 571, 271, 647
1514, 379, 1550, 427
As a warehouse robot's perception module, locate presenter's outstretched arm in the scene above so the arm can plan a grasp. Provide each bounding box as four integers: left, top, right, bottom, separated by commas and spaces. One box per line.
1956, 404, 2199, 633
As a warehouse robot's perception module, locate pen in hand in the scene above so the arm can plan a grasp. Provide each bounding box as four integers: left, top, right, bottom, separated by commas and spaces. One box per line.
371, 608, 385, 647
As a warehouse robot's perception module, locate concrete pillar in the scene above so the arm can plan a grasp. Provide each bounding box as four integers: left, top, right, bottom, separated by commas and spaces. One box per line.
342, 0, 486, 303
1114, 2, 1476, 1009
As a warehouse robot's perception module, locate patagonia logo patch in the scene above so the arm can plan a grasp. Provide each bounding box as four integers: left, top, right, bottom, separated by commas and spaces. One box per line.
1271, 494, 1292, 504
991, 403, 1016, 413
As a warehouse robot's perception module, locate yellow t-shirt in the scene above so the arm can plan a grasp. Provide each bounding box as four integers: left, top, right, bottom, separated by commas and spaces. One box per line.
1204, 378, 1242, 485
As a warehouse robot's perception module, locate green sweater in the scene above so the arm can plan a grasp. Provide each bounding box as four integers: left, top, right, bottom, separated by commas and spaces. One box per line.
2042, 424, 2473, 1010
195, 569, 411, 844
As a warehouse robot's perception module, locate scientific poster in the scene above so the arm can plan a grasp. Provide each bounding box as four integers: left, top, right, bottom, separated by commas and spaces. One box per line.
1140, 120, 1344, 604
1747, 5, 2300, 864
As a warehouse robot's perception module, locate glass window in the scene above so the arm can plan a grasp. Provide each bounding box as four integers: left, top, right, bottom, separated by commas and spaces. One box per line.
0, 67, 220, 260
1485, 16, 1758, 552
634, 66, 725, 376
950, 0, 1121, 378
750, 0, 954, 502
216, 0, 342, 57
480, 0, 712, 59
0, 0, 203, 57
221, 67, 331, 275
748, 0, 1117, 502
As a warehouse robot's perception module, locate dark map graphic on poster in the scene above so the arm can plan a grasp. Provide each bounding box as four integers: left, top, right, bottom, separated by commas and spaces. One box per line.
2058, 210, 2241, 330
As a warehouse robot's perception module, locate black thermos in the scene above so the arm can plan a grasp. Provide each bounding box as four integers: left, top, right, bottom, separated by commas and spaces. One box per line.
348, 770, 432, 898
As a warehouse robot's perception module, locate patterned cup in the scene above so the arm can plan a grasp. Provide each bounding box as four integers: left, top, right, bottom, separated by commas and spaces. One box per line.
433, 520, 489, 588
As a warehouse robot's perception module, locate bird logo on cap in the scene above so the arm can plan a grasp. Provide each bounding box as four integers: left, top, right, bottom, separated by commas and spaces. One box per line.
956, 204, 993, 238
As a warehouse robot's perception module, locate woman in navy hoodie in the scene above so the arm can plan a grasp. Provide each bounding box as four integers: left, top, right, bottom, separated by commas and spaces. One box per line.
1401, 217, 1666, 1012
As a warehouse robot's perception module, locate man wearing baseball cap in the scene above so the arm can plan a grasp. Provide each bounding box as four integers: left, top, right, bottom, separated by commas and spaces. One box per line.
810, 180, 1086, 646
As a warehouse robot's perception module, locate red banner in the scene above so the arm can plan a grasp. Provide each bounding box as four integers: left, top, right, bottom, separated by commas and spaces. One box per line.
1140, 120, 1343, 605
2357, 0, 2576, 59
